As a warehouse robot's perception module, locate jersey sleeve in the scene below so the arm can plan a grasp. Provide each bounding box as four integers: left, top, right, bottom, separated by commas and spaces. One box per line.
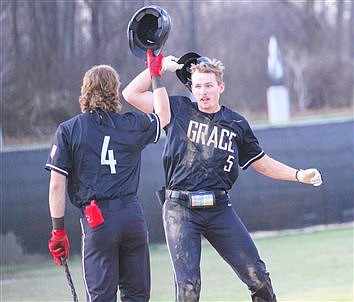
238, 120, 265, 170
124, 111, 161, 145
45, 124, 72, 176
144, 113, 161, 144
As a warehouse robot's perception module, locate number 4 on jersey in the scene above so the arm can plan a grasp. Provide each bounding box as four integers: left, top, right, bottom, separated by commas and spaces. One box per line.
101, 136, 117, 174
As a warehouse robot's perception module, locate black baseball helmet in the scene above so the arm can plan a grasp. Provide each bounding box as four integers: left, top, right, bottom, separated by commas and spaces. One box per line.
127, 5, 171, 58
176, 52, 212, 90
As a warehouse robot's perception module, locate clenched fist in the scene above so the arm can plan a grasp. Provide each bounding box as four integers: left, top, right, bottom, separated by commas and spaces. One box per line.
146, 49, 164, 77
48, 229, 70, 266
296, 169, 323, 186
162, 55, 183, 72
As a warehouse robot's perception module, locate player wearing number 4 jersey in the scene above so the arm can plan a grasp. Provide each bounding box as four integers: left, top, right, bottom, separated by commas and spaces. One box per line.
45, 51, 169, 302
123, 53, 323, 302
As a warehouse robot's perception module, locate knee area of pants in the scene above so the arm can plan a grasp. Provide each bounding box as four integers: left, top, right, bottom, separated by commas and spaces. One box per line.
178, 282, 201, 301
247, 265, 269, 285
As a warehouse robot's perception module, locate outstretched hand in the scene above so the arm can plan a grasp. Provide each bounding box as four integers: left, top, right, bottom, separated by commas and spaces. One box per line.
296, 169, 322, 186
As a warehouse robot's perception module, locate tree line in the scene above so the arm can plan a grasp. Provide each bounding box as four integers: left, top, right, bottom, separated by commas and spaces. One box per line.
1, 0, 353, 141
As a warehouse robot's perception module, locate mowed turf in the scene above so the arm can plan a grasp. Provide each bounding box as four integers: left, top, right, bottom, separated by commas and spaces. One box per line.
1, 225, 353, 302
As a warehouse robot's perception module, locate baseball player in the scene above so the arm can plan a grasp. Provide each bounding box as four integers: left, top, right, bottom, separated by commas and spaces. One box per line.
46, 51, 169, 302
123, 54, 322, 302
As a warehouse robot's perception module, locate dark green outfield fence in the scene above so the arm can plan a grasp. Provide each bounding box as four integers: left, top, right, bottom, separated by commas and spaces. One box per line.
2, 120, 353, 254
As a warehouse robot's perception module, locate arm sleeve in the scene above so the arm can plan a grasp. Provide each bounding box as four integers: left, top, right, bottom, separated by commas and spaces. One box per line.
238, 120, 265, 170
125, 96, 185, 146
145, 113, 161, 144
45, 124, 72, 176
125, 112, 161, 146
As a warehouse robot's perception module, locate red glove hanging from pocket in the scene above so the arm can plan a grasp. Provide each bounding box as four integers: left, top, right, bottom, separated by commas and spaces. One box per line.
84, 200, 104, 229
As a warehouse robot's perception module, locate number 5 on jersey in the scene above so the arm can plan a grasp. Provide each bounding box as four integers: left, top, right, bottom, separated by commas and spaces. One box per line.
101, 136, 117, 174
224, 155, 234, 172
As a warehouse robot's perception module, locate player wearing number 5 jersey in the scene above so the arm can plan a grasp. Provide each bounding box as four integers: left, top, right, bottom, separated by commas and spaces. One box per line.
123, 53, 323, 302
45, 53, 169, 302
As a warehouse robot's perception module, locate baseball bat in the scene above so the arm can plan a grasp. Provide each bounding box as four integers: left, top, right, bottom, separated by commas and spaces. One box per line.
61, 257, 79, 302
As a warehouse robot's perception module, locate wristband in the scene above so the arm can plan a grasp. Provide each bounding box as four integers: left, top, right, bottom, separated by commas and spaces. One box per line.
295, 170, 300, 182
52, 217, 64, 230
152, 77, 164, 91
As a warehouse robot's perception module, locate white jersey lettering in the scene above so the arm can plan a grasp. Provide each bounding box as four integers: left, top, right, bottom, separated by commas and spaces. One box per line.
228, 132, 237, 153
196, 123, 208, 144
187, 120, 236, 153
206, 126, 218, 148
218, 128, 229, 150
186, 120, 199, 141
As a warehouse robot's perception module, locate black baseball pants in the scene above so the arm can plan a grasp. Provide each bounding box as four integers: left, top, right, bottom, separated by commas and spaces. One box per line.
80, 198, 150, 302
163, 196, 276, 302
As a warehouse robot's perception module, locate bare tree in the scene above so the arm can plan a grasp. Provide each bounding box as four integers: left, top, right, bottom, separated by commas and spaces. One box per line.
188, 0, 197, 51
305, 0, 315, 15
11, 1, 20, 62
2, 1, 353, 142
83, 0, 102, 63
62, 1, 76, 64
350, 0, 354, 104
351, 0, 354, 61
336, 0, 344, 63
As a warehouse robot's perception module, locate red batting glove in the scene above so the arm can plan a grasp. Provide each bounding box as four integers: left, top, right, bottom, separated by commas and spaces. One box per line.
48, 229, 69, 266
146, 49, 163, 77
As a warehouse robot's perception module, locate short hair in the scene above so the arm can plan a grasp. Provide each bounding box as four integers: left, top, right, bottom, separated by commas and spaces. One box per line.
79, 65, 122, 113
190, 59, 225, 84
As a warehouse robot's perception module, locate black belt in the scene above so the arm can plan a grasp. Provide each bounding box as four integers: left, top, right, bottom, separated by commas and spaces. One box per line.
166, 189, 228, 201
83, 194, 137, 210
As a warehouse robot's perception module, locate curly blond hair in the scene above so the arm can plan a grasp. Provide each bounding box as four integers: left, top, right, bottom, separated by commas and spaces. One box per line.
79, 65, 122, 113
190, 59, 225, 84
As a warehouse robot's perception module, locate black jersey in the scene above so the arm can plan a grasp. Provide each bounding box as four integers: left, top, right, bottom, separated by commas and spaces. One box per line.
163, 96, 264, 191
45, 109, 160, 208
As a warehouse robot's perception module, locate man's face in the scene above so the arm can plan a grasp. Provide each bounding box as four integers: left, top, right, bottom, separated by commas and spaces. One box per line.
191, 72, 224, 113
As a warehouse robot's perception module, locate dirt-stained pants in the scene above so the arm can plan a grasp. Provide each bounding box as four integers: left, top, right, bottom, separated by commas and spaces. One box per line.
163, 196, 276, 302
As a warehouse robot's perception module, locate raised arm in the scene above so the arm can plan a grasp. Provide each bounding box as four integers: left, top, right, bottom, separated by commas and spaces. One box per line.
122, 54, 182, 117
145, 49, 172, 128
122, 68, 154, 114
152, 80, 170, 129
251, 154, 322, 186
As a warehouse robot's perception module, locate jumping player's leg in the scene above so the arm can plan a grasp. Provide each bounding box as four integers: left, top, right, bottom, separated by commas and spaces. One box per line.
163, 200, 203, 302
205, 202, 276, 302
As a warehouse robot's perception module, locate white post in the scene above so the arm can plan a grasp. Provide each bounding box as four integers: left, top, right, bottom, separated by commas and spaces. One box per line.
267, 35, 290, 124
267, 86, 290, 124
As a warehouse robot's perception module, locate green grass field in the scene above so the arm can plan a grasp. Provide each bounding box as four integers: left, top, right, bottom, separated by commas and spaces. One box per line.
1, 225, 353, 302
